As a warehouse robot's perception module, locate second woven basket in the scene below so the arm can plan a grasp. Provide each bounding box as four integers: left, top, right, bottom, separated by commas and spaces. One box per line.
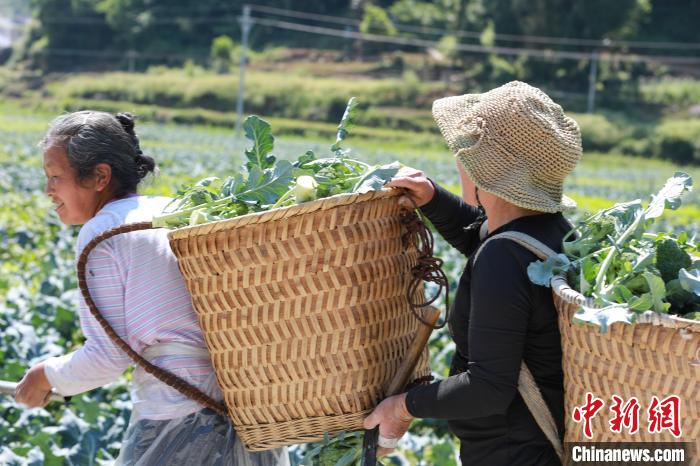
167, 189, 431, 450
552, 277, 700, 465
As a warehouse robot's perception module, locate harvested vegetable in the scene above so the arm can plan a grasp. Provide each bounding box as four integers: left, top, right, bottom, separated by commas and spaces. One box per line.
528, 172, 699, 329
153, 98, 401, 228
300, 432, 393, 466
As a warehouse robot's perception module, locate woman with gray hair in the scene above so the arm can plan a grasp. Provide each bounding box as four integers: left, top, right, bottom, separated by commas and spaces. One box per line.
366, 81, 582, 465
15, 111, 288, 466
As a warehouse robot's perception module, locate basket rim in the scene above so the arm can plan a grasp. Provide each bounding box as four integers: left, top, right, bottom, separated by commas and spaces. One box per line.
552, 275, 700, 329
166, 188, 402, 240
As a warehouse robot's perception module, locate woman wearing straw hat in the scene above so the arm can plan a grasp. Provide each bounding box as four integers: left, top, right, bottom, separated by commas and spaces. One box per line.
365, 81, 582, 465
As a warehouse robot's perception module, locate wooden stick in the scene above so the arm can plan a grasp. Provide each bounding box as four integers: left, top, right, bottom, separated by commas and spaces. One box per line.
361, 306, 441, 466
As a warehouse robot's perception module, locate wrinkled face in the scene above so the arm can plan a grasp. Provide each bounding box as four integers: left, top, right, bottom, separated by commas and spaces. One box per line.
456, 159, 478, 206
43, 145, 105, 225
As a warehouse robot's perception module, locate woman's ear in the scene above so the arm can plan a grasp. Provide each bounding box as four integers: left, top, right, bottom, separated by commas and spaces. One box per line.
93, 163, 113, 192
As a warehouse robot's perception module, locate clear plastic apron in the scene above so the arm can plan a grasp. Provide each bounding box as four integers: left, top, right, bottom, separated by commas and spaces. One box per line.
130, 341, 220, 422
118, 342, 289, 466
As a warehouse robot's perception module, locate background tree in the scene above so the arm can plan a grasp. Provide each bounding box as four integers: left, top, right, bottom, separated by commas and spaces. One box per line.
210, 35, 235, 74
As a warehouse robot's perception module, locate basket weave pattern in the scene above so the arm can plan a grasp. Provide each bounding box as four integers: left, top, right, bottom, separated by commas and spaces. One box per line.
168, 190, 431, 450
554, 289, 700, 463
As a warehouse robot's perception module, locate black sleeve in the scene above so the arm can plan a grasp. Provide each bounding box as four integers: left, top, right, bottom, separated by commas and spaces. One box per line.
419, 181, 482, 256
405, 240, 532, 420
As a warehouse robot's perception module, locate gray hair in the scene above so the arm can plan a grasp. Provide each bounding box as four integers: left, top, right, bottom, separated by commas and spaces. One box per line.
40, 111, 156, 197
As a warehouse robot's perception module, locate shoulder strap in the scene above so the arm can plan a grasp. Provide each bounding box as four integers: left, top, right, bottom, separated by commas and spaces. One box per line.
76, 222, 228, 417
474, 230, 557, 263
472, 230, 564, 462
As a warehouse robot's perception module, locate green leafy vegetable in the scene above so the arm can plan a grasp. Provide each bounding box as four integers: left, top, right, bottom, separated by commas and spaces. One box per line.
300, 431, 394, 466
153, 98, 400, 229
527, 172, 699, 329
679, 268, 700, 294
244, 115, 276, 170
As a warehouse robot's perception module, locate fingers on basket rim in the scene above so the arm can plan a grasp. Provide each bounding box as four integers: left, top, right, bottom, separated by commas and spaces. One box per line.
386, 176, 427, 188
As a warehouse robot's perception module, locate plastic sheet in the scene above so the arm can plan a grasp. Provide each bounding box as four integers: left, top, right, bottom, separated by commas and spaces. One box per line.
115, 407, 289, 466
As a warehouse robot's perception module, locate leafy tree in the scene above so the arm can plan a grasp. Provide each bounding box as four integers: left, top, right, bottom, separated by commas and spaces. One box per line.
210, 34, 235, 73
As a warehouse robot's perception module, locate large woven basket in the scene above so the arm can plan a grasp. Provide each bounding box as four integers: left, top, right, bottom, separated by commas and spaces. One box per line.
551, 277, 699, 463
166, 189, 432, 450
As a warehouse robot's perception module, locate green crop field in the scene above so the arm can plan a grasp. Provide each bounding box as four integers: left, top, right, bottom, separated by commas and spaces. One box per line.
1, 104, 698, 465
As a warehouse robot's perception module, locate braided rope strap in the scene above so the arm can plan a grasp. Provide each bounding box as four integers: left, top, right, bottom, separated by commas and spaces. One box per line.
473, 231, 565, 462
399, 206, 450, 330
76, 221, 228, 418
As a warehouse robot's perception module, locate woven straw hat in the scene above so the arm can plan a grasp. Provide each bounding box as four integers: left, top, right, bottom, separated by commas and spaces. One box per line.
432, 81, 582, 213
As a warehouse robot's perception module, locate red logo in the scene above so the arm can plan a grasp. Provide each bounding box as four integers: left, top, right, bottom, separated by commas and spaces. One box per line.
609, 395, 640, 435
648, 395, 682, 438
572, 393, 683, 439
572, 392, 605, 439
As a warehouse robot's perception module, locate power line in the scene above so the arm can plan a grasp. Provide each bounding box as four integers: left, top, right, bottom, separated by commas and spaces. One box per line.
248, 16, 700, 66
35, 15, 700, 70
30, 4, 700, 51
246, 3, 700, 51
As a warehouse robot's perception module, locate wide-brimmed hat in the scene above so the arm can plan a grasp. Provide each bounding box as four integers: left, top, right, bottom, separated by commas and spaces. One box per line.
432, 81, 582, 213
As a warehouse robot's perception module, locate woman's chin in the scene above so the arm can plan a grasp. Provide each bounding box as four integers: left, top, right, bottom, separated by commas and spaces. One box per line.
56, 212, 78, 226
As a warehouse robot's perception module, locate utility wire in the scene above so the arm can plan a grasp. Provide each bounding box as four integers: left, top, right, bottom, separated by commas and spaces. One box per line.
246, 3, 700, 50
249, 16, 700, 66
32, 14, 700, 67
31, 4, 700, 51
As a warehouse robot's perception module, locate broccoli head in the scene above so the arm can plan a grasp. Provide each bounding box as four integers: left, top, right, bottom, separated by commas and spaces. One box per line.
655, 239, 692, 283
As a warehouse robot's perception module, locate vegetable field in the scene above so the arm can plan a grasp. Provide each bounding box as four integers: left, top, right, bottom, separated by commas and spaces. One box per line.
1, 105, 698, 465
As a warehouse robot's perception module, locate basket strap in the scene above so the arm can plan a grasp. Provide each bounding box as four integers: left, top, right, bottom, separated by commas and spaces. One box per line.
473, 231, 564, 462
76, 221, 228, 418
400, 206, 450, 330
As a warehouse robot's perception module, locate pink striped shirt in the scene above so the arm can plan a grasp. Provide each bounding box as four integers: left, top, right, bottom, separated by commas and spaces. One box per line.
43, 196, 221, 420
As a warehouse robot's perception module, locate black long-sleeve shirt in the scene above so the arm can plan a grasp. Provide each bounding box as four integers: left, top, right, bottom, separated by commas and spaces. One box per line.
405, 183, 571, 466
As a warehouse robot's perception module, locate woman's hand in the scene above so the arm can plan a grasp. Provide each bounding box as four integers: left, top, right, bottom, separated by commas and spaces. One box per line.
15, 362, 53, 408
385, 167, 435, 209
363, 393, 413, 456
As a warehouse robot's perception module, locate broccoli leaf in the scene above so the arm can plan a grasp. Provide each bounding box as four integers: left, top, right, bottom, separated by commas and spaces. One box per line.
295, 150, 316, 167
527, 253, 571, 287
679, 268, 700, 295
645, 171, 693, 219
331, 97, 358, 154
573, 304, 635, 333
221, 173, 246, 197
609, 284, 634, 304
243, 116, 276, 170
353, 162, 401, 193
605, 200, 644, 235
627, 293, 653, 311
238, 160, 294, 205
335, 450, 360, 466
642, 271, 670, 313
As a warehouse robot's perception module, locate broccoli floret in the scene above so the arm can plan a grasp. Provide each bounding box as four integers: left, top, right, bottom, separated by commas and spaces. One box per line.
655, 239, 692, 283
589, 216, 616, 243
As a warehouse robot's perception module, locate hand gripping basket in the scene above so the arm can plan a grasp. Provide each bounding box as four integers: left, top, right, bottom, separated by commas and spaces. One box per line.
78, 189, 435, 451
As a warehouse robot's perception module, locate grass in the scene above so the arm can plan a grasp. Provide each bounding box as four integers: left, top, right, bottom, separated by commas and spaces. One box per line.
640, 78, 700, 108
4, 65, 699, 166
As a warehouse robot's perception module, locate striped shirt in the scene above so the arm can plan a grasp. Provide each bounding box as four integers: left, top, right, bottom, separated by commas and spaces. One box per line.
43, 196, 221, 420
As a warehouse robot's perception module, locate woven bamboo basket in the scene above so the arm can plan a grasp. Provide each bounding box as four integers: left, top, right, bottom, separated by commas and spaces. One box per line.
166, 189, 433, 450
551, 277, 700, 464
